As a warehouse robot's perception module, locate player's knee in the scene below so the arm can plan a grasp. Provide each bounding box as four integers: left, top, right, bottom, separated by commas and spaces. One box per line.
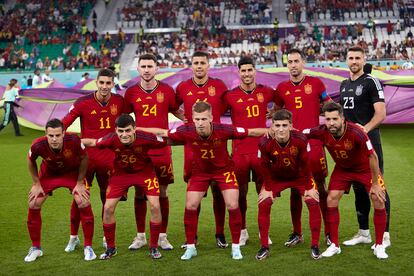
225, 199, 239, 210
326, 194, 339, 207
370, 194, 385, 208
103, 203, 115, 216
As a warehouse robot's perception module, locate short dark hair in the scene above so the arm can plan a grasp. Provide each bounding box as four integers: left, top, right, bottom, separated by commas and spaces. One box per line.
45, 118, 64, 130
272, 109, 292, 123
115, 114, 136, 128
347, 46, 365, 55
138, 53, 158, 64
192, 51, 209, 60
237, 56, 255, 69
192, 101, 211, 113
287, 48, 305, 60
322, 102, 344, 116
97, 68, 115, 80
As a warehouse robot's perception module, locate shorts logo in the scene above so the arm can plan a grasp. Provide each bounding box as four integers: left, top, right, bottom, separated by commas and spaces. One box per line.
110, 104, 118, 115
355, 85, 363, 96
290, 146, 298, 156
304, 84, 312, 94
208, 86, 216, 96
256, 93, 264, 103
157, 92, 164, 103
344, 139, 353, 150
63, 149, 72, 159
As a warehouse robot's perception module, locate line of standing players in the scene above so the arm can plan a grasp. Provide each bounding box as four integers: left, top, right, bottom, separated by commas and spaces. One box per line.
24, 47, 390, 262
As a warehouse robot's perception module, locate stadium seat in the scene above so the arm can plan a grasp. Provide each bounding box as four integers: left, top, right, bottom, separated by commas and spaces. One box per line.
344, 12, 349, 19
356, 11, 362, 18
375, 10, 381, 17
325, 12, 331, 20
368, 10, 375, 17
350, 11, 356, 18
319, 13, 324, 20
362, 11, 368, 18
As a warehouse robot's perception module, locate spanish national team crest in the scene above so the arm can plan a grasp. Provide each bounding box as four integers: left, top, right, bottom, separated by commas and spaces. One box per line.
256, 93, 264, 103
290, 146, 298, 156
156, 92, 164, 103
344, 139, 353, 150
355, 85, 363, 96
110, 104, 118, 115
63, 149, 72, 159
208, 86, 216, 96
304, 84, 312, 94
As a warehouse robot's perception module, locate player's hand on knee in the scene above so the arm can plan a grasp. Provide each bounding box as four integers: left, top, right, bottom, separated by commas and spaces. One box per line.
304, 188, 319, 202
369, 183, 386, 203
28, 183, 45, 204
73, 181, 90, 202
258, 189, 273, 203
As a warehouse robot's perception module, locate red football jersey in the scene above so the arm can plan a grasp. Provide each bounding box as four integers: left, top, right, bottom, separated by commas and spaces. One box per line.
224, 84, 274, 154
62, 92, 126, 160
275, 76, 331, 130
96, 130, 167, 175
258, 130, 312, 189
168, 123, 248, 173
304, 122, 374, 172
124, 81, 179, 155
176, 77, 228, 123
28, 134, 86, 175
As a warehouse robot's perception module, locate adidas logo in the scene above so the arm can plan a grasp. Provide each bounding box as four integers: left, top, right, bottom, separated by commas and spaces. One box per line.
187, 92, 193, 96
237, 98, 243, 103
272, 150, 278, 155
136, 97, 142, 102
90, 110, 97, 115
285, 91, 290, 95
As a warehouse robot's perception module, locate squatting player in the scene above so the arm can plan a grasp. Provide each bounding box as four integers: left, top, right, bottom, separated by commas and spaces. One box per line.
139, 101, 268, 260
24, 119, 95, 262
124, 53, 183, 251
274, 48, 331, 246
223, 56, 275, 246
82, 114, 166, 260
256, 109, 322, 260
62, 68, 126, 251
176, 51, 229, 248
304, 102, 388, 259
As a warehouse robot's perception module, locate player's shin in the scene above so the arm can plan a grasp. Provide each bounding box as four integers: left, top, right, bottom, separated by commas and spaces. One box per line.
103, 223, 116, 248
27, 208, 42, 247
70, 200, 81, 235
258, 198, 272, 248
212, 186, 226, 235
150, 221, 161, 248
160, 197, 169, 233
228, 208, 242, 244
79, 205, 94, 246
134, 196, 147, 233
305, 198, 322, 247
327, 207, 340, 246
373, 208, 387, 245
290, 188, 303, 234
184, 208, 198, 245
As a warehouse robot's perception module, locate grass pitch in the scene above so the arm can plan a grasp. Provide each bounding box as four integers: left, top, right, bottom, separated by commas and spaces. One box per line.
0, 124, 413, 275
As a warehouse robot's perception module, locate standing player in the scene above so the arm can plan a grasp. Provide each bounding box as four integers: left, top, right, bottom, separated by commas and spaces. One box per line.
124, 53, 182, 251
82, 114, 165, 260
256, 109, 322, 260
223, 56, 275, 245
339, 46, 391, 248
274, 48, 331, 246
24, 119, 95, 262
62, 68, 126, 251
304, 102, 388, 259
176, 51, 229, 248
139, 101, 268, 260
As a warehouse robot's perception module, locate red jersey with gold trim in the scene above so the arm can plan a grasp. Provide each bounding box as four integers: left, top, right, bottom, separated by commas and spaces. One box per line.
124, 81, 179, 155
168, 123, 248, 173
304, 122, 374, 172
176, 77, 228, 123
258, 130, 312, 189
96, 130, 167, 175
224, 84, 274, 154
28, 134, 86, 176
275, 76, 331, 130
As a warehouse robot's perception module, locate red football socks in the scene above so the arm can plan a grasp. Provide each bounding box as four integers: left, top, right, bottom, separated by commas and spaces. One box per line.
305, 198, 322, 247
212, 189, 226, 235
27, 208, 42, 247
79, 205, 94, 247
318, 190, 329, 235
103, 223, 116, 248
239, 194, 248, 230
150, 221, 161, 248
160, 197, 169, 233
327, 207, 340, 247
184, 208, 198, 244
258, 198, 273, 248
374, 208, 387, 245
69, 200, 80, 236
228, 207, 242, 244
290, 188, 303, 235
134, 197, 147, 233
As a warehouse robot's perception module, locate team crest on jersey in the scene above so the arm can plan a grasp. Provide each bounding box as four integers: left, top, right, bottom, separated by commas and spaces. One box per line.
304, 84, 312, 94
213, 139, 221, 147
110, 104, 118, 115
90, 110, 97, 115
208, 86, 216, 96
136, 97, 142, 102
355, 85, 363, 96
63, 149, 72, 159
256, 93, 264, 103
237, 98, 243, 103
344, 139, 353, 150
290, 146, 298, 156
157, 92, 164, 103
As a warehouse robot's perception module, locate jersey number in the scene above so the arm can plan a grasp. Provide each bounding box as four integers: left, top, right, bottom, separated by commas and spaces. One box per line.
334, 150, 348, 159
343, 97, 354, 109
246, 105, 259, 118
99, 117, 111, 129
145, 177, 159, 191
142, 104, 157, 116
201, 149, 215, 159
160, 164, 173, 177
121, 154, 137, 164
223, 171, 238, 185
283, 158, 291, 166
295, 97, 302, 109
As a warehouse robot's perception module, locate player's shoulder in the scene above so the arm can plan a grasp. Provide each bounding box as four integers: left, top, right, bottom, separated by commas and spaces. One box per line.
213, 122, 234, 132
157, 81, 174, 91
291, 129, 308, 143
31, 136, 48, 149
64, 133, 81, 144
74, 93, 95, 105
135, 130, 156, 140
176, 78, 192, 89
208, 77, 226, 86
175, 123, 195, 133
259, 135, 272, 148
256, 83, 274, 92
124, 82, 140, 94
111, 93, 125, 101
364, 74, 383, 87
305, 75, 325, 86
275, 79, 291, 90
346, 122, 367, 140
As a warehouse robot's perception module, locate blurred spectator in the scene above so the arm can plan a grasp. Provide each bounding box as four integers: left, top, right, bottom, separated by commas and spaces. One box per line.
41, 69, 53, 83
32, 69, 42, 86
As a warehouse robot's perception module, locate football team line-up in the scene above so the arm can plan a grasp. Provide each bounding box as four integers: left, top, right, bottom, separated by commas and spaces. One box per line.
23, 46, 391, 262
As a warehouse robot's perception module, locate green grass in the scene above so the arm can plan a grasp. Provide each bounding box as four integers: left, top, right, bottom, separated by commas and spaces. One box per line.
0, 124, 414, 275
